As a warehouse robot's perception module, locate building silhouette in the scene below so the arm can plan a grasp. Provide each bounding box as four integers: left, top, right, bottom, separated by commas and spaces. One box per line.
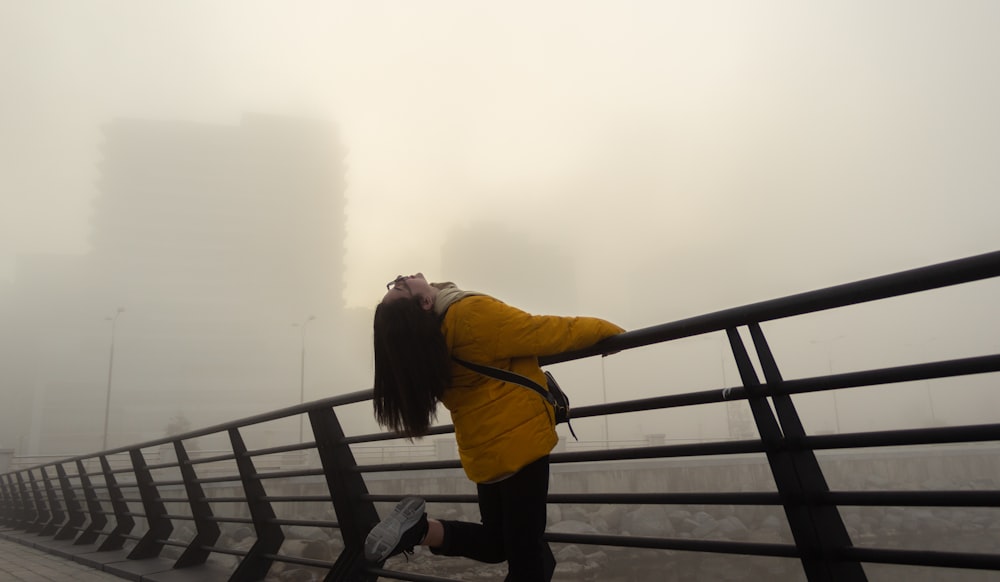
0, 114, 354, 455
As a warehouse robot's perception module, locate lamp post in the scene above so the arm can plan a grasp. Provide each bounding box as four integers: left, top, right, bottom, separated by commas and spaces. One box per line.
102, 307, 125, 451
904, 339, 939, 425
810, 335, 845, 433
293, 315, 316, 442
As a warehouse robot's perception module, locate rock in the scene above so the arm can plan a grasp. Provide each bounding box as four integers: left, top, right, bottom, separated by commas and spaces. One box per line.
554, 561, 585, 575
760, 515, 783, 530
590, 516, 609, 533
621, 506, 674, 538
592, 505, 624, 531
440, 506, 465, 522
231, 526, 254, 542
560, 505, 589, 523
285, 525, 327, 541
717, 515, 749, 540
546, 504, 563, 525
280, 540, 309, 559
301, 539, 332, 561
555, 544, 584, 562
549, 520, 599, 535
691, 516, 719, 538
692, 511, 714, 524
668, 509, 692, 529
277, 568, 316, 582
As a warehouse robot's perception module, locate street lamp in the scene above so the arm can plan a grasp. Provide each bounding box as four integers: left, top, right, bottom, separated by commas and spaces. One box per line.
102, 307, 125, 451
293, 315, 316, 442
904, 338, 939, 425
810, 335, 846, 433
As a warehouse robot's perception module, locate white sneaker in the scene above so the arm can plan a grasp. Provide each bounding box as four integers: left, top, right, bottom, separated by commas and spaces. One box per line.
364, 496, 428, 562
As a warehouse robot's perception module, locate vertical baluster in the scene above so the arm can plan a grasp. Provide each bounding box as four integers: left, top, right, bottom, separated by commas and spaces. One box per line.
172, 439, 221, 568
74, 458, 108, 546
227, 428, 284, 581
126, 448, 173, 559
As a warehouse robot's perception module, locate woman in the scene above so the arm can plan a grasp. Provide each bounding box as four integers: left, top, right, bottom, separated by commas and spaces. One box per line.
364, 273, 623, 581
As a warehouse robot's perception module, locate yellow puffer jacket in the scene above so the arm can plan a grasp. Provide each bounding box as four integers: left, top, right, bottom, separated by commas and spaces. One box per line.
438, 295, 624, 483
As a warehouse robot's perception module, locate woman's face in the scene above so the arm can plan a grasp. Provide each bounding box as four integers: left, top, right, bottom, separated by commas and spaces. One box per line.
382, 273, 436, 309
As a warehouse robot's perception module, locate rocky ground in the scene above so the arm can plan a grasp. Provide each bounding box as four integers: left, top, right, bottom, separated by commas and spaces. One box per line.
156, 471, 999, 581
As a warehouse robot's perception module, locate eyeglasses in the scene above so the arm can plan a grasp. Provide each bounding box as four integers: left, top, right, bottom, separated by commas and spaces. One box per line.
386, 275, 409, 292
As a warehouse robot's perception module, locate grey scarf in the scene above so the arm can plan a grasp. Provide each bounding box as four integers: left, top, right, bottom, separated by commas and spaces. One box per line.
432, 282, 483, 317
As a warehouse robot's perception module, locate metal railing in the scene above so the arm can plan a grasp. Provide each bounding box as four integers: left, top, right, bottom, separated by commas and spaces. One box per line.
2, 250, 1000, 582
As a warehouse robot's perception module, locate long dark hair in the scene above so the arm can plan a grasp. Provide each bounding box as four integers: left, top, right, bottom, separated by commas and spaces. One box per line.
372, 296, 451, 437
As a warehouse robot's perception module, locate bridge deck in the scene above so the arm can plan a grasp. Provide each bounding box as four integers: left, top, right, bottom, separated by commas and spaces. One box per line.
0, 533, 127, 581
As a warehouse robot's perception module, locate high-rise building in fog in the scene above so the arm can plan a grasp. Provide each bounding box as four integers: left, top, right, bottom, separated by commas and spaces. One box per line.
0, 114, 354, 454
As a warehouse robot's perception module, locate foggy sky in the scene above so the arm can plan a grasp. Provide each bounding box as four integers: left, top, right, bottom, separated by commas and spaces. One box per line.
2, 1, 1000, 451
3, 0, 999, 319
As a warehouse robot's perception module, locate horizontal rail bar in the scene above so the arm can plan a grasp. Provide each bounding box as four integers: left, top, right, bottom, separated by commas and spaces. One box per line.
343, 424, 456, 446
268, 518, 338, 529
260, 553, 335, 569
820, 491, 1000, 507
364, 492, 784, 506
190, 475, 243, 485
185, 453, 236, 465
199, 545, 248, 557
804, 423, 1000, 450
252, 468, 325, 480
842, 546, 1000, 570
246, 442, 315, 457
542, 249, 1000, 365
206, 516, 254, 524
260, 495, 332, 503
546, 532, 800, 558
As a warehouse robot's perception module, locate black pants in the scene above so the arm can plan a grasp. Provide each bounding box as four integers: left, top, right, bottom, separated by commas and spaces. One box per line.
432, 455, 555, 582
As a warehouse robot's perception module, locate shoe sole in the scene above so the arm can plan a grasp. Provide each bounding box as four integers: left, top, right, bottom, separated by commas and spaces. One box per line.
364, 496, 426, 562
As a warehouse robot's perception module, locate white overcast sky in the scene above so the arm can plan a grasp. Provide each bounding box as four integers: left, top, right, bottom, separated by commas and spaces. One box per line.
2, 1, 999, 320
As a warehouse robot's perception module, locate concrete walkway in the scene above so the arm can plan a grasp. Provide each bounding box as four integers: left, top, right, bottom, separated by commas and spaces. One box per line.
0, 535, 127, 582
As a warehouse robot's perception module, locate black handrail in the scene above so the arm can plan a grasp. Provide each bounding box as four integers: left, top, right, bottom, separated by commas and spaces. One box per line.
1, 250, 999, 582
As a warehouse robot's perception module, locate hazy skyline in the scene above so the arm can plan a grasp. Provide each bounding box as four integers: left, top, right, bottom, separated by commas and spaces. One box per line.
2, 2, 999, 451
3, 1, 999, 319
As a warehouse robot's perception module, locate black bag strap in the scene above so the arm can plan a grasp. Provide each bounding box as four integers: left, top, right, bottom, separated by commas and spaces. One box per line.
452, 357, 557, 408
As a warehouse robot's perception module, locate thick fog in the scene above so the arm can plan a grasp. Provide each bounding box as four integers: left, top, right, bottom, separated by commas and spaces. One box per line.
1, 1, 999, 456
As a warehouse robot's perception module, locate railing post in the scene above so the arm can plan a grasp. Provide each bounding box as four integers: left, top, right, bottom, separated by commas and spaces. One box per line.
98, 454, 136, 551
25, 470, 48, 533
38, 466, 64, 537
0, 473, 14, 526
727, 327, 866, 582
74, 459, 108, 546
54, 463, 85, 541
126, 448, 173, 559
747, 323, 866, 580
228, 427, 284, 581
309, 407, 380, 582
15, 472, 35, 529
172, 439, 221, 568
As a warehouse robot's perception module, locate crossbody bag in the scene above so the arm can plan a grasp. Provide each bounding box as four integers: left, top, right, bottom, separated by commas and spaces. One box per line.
453, 357, 578, 440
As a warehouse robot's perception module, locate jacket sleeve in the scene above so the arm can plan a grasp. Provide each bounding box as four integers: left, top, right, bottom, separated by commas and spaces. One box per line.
477, 298, 625, 360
